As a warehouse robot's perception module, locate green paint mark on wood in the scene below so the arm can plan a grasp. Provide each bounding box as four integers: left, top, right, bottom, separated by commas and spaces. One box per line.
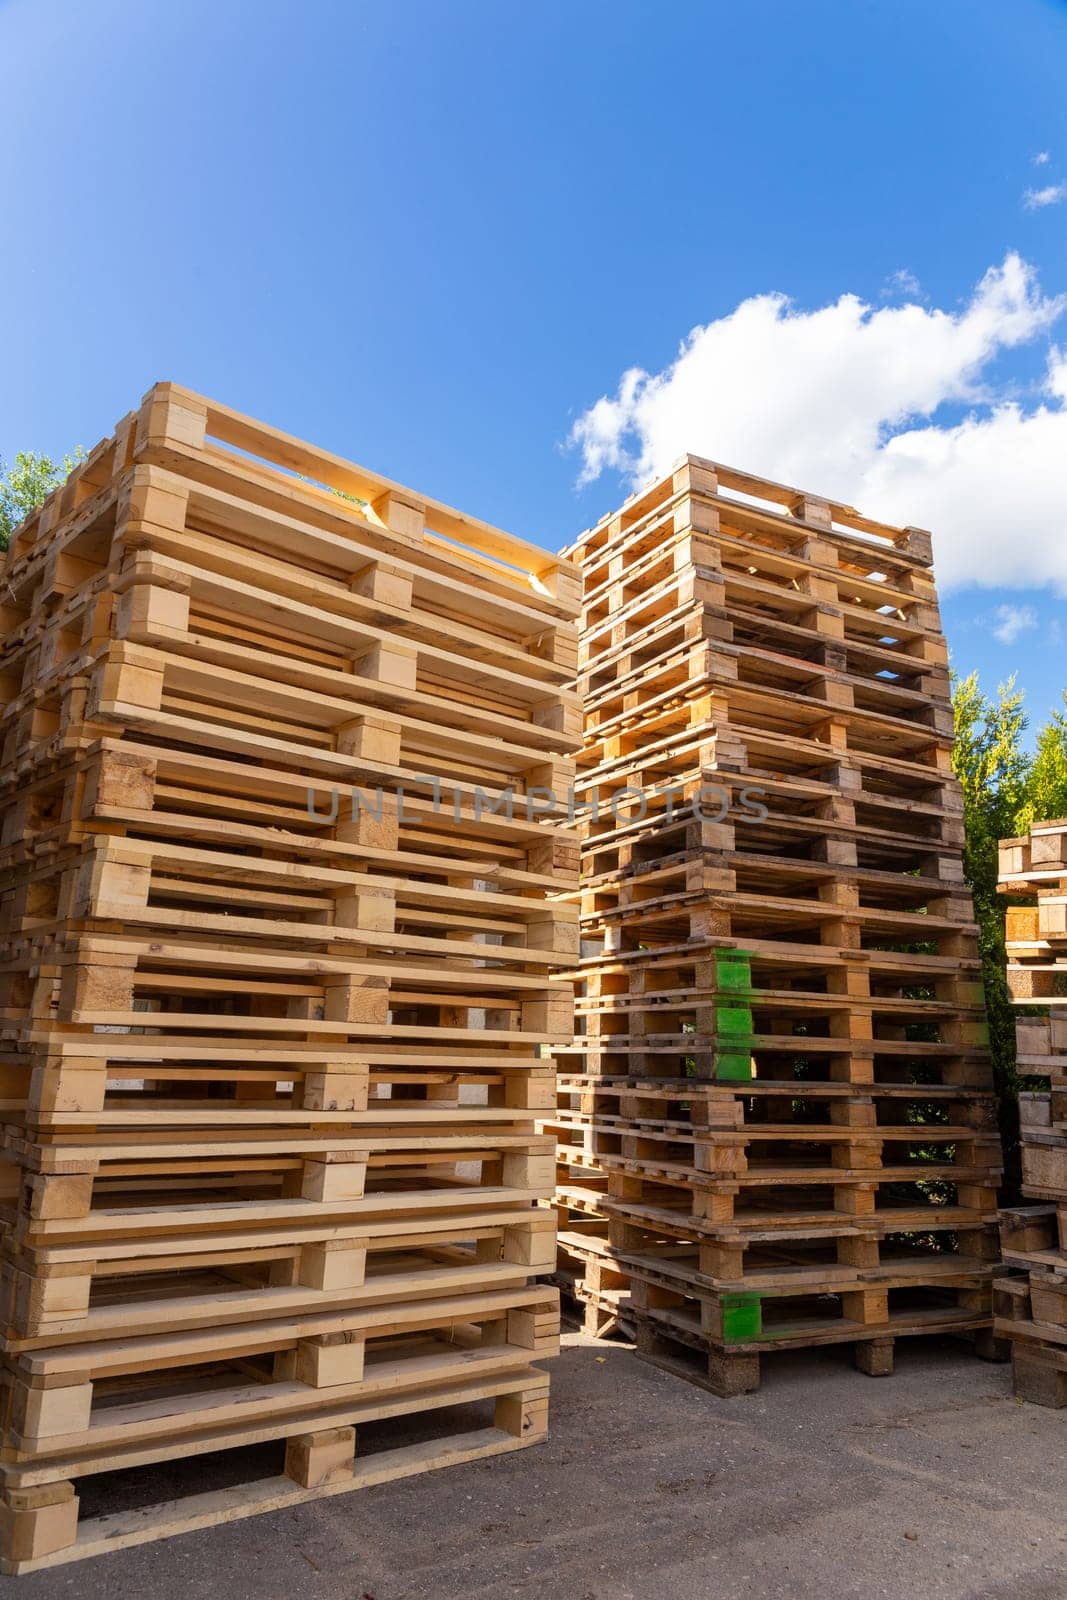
714, 1051, 753, 1082
712, 952, 754, 1079
721, 1291, 762, 1342
715, 1004, 753, 1036
713, 949, 753, 993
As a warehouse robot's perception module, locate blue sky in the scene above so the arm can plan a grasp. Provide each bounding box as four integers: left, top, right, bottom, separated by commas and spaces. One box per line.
3, 0, 1066, 736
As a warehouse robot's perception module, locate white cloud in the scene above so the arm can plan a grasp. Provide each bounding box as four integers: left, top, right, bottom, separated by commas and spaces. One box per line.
991, 603, 1038, 644
568, 253, 1067, 594
1023, 183, 1067, 210
883, 268, 923, 299
1034, 151, 1051, 165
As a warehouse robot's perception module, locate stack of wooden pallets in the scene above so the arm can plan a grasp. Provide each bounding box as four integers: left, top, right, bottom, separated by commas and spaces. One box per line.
995, 819, 1067, 1405
0, 384, 580, 1570
550, 455, 1003, 1394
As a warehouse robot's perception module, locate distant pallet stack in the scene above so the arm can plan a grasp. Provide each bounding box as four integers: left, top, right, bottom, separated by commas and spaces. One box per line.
551, 454, 1002, 1393
0, 384, 580, 1570
995, 819, 1067, 1405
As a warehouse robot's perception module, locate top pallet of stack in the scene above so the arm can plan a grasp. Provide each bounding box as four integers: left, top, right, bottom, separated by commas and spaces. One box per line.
999, 819, 1067, 1075
5, 382, 580, 611
569, 452, 934, 546
1000, 821, 1067, 958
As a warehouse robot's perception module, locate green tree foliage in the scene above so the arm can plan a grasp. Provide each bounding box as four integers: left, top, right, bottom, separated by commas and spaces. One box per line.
0, 448, 86, 551
951, 673, 1029, 1191
1016, 696, 1067, 831
297, 472, 365, 508
951, 674, 1067, 1197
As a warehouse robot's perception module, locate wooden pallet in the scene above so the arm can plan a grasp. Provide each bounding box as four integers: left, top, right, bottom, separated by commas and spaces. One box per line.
0, 1367, 550, 1574
0, 1284, 559, 1454
631, 1288, 998, 1398
995, 821, 1067, 1404
555, 456, 1001, 1369
993, 1262, 1067, 1408
0, 382, 580, 1567
2, 1206, 557, 1347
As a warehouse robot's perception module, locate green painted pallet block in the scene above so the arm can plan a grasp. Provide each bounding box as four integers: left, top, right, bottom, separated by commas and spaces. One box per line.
721, 1292, 762, 1342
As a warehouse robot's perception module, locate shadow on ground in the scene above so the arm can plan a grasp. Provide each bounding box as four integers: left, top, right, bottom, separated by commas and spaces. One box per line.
10, 1329, 1065, 1600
